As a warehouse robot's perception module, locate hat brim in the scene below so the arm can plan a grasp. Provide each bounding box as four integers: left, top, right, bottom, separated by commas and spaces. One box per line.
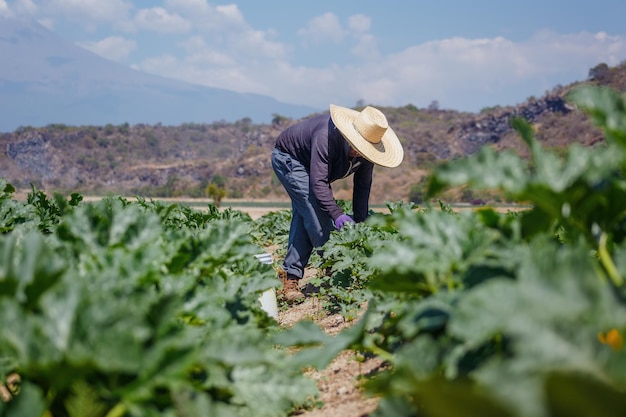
330, 104, 404, 168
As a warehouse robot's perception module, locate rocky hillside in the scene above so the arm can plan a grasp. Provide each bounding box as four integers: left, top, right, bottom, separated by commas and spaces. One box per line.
1, 61, 624, 204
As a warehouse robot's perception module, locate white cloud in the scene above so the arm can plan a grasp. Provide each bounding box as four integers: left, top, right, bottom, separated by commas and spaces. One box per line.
132, 54, 179, 74
179, 36, 235, 66
164, 0, 211, 16
298, 12, 344, 45
133, 52, 265, 95
169, 30, 623, 111
133, 26, 285, 93
164, 0, 247, 32
178, 27, 284, 63
215, 4, 245, 26
46, 0, 132, 23
122, 17, 626, 113
37, 17, 55, 29
13, 0, 37, 14
346, 15, 379, 60
348, 14, 370, 34
78, 36, 137, 62
163, 1, 283, 61
342, 31, 626, 110
134, 7, 191, 33
350, 33, 379, 61
129, 1, 288, 93
0, 0, 14, 17
229, 29, 286, 59
526, 30, 625, 72
296, 12, 378, 60
179, 35, 207, 53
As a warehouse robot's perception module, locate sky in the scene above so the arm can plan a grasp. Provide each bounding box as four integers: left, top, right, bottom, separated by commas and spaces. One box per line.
1, 0, 626, 113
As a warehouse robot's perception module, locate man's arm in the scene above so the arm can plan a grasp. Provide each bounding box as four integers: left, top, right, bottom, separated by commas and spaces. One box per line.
310, 130, 344, 221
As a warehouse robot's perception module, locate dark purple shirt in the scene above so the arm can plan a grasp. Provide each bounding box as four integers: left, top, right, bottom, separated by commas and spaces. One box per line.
275, 114, 373, 222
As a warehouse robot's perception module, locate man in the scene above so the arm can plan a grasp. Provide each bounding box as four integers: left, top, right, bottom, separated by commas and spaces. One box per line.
271, 104, 404, 301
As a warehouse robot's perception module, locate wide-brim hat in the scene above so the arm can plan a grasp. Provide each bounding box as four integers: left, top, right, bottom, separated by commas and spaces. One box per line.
330, 104, 404, 168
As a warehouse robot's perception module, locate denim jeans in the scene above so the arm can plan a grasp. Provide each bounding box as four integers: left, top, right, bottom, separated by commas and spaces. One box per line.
271, 148, 333, 279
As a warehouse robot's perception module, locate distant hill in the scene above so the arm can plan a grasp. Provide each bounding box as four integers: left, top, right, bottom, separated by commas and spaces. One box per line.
1, 55, 624, 204
0, 16, 319, 133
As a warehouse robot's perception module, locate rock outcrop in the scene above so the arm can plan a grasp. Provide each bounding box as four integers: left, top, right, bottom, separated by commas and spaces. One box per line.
457, 95, 573, 154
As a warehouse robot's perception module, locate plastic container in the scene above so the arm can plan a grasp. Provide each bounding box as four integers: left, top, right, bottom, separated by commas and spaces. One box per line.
254, 253, 278, 318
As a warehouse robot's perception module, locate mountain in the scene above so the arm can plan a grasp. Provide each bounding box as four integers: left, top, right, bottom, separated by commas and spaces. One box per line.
0, 17, 319, 133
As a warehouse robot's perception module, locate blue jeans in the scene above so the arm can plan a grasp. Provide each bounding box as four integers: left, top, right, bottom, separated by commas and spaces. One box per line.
271, 148, 333, 279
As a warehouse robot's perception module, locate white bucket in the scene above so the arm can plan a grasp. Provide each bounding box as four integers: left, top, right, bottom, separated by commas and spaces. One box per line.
254, 253, 278, 318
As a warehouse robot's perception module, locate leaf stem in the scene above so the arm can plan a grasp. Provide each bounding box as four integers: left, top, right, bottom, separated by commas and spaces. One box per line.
105, 402, 127, 417
598, 232, 623, 287
365, 342, 395, 363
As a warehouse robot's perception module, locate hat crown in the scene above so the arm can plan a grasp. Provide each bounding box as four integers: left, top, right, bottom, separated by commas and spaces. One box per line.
353, 106, 388, 144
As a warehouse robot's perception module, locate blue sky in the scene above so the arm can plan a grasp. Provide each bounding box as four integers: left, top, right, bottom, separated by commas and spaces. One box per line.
2, 0, 625, 113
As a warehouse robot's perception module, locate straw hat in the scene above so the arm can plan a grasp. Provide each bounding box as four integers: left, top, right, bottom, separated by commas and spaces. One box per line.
330, 104, 404, 168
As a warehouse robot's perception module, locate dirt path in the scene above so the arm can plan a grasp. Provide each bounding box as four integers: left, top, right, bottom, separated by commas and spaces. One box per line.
275, 265, 383, 417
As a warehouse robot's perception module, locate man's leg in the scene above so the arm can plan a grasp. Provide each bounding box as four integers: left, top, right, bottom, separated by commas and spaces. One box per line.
272, 148, 332, 277
272, 149, 332, 277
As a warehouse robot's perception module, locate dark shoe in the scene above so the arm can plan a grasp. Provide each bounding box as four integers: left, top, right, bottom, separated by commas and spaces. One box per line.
278, 270, 305, 302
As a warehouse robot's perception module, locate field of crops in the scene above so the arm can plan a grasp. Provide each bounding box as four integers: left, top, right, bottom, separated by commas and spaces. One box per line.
2, 84, 626, 417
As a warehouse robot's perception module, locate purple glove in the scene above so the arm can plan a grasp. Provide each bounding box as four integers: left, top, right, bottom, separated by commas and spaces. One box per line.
335, 214, 354, 230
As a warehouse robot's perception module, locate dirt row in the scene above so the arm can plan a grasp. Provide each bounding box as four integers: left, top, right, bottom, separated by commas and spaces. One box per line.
276, 266, 383, 417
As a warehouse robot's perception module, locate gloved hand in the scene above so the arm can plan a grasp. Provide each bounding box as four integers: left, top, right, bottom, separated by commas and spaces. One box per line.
335, 214, 354, 230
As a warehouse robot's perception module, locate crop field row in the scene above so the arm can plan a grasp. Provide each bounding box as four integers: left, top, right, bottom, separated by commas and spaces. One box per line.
1, 85, 626, 417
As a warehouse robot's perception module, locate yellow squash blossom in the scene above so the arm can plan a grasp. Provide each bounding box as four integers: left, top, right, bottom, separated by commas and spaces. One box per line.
598, 328, 624, 351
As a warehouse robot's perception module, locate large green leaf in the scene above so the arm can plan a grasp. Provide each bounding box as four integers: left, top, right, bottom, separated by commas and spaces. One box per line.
368, 209, 510, 295
0, 382, 47, 417
446, 237, 626, 415
0, 233, 65, 308
0, 193, 318, 417
567, 85, 626, 148
545, 372, 626, 417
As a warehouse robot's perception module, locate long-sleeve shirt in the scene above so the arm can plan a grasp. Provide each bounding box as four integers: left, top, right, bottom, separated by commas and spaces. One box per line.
274, 114, 374, 222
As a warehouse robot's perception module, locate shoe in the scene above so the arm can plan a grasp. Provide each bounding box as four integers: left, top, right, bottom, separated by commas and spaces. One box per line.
278, 270, 305, 302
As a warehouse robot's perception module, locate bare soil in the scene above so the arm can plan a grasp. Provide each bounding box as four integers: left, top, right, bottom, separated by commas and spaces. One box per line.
274, 261, 384, 417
